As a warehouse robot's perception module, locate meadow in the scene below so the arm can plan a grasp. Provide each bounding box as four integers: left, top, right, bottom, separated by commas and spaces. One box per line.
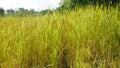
0, 6, 120, 68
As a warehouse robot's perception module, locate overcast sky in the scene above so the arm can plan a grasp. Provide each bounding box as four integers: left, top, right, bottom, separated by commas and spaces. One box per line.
0, 0, 61, 11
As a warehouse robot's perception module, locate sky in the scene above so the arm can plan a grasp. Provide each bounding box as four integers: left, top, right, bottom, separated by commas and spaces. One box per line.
0, 0, 61, 11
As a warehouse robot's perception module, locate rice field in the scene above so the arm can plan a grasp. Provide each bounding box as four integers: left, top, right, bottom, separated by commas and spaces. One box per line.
0, 6, 120, 68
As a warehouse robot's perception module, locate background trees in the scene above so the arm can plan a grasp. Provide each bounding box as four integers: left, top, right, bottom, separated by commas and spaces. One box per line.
0, 0, 119, 17
0, 8, 5, 16
6, 9, 15, 16
61, 0, 120, 9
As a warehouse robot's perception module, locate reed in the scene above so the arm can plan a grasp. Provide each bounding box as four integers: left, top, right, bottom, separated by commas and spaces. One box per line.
0, 6, 120, 68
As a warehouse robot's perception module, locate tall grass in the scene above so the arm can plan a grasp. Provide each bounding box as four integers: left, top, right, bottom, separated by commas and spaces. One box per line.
0, 6, 120, 68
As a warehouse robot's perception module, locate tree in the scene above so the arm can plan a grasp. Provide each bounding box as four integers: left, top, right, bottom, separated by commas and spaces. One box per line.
6, 9, 15, 16
40, 9, 52, 15
60, 0, 120, 10
17, 8, 26, 16
16, 8, 30, 16
0, 8, 5, 16
30, 9, 35, 14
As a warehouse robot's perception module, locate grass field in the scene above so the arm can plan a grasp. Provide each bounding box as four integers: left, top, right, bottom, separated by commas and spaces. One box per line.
0, 6, 120, 68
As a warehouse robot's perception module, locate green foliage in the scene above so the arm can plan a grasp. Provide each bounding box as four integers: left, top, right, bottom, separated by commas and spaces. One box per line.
7, 8, 36, 17
40, 9, 53, 15
61, 0, 120, 9
6, 9, 15, 16
0, 8, 5, 16
5, 8, 52, 17
16, 8, 29, 17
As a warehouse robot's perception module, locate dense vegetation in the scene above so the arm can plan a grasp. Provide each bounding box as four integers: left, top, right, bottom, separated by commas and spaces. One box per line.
0, 6, 120, 68
0, 8, 52, 17
0, 8, 5, 16
0, 0, 120, 68
61, 0, 120, 9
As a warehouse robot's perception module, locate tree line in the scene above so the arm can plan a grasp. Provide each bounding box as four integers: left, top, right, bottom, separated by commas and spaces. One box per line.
60, 0, 120, 10
0, 0, 120, 16
0, 8, 52, 17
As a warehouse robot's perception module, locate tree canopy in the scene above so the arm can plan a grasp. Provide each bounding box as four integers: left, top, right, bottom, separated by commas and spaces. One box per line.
0, 8, 5, 16
61, 0, 120, 9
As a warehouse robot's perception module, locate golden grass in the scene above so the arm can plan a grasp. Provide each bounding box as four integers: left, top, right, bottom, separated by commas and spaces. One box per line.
0, 6, 120, 68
